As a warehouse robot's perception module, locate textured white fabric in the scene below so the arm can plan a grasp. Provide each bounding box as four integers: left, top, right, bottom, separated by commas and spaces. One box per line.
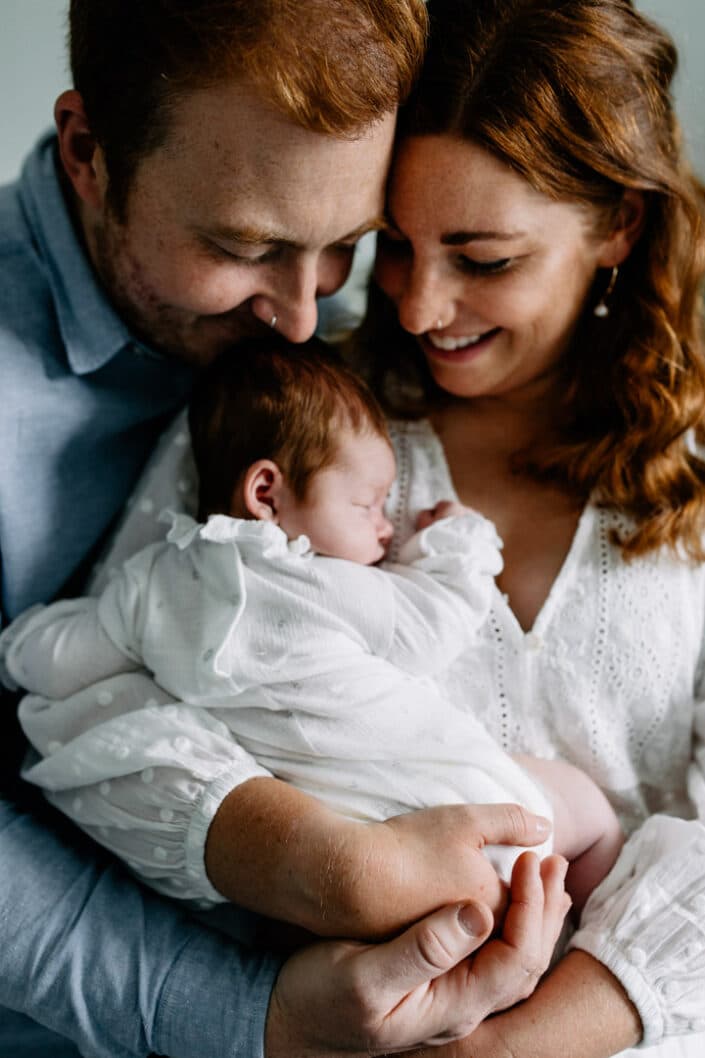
2, 498, 554, 905
6, 410, 705, 1053
386, 420, 705, 1051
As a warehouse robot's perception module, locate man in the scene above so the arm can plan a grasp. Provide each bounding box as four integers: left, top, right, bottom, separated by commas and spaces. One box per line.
0, 2, 561, 1055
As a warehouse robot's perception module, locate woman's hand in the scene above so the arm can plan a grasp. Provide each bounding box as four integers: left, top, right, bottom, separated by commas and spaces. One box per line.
265, 851, 570, 1057
207, 778, 554, 940
320, 801, 554, 939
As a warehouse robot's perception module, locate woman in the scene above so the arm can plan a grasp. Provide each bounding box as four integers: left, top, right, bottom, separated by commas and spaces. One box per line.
353, 0, 705, 1055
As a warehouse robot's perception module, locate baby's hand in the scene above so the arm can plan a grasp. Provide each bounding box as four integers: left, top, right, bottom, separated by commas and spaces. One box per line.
415, 500, 471, 531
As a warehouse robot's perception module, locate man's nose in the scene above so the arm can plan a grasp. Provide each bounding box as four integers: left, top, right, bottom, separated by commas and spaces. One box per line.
277, 252, 352, 343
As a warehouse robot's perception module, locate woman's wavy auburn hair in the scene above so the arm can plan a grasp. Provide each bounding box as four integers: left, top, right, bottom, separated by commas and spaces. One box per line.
358, 0, 705, 559
69, 0, 428, 220
189, 337, 391, 521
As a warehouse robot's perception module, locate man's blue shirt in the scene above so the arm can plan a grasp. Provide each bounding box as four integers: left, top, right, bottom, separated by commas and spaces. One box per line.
0, 134, 281, 1058
0, 132, 195, 619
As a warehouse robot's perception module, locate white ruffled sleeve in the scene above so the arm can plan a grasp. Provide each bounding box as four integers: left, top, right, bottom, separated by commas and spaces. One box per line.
569, 692, 705, 1043
20, 679, 272, 905
0, 598, 139, 698
10, 412, 276, 907
381, 512, 503, 675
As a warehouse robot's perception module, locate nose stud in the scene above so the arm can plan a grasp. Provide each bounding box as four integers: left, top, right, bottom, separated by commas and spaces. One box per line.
435, 318, 444, 330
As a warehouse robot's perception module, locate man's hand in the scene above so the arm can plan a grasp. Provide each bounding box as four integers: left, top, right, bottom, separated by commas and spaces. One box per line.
265, 851, 570, 1057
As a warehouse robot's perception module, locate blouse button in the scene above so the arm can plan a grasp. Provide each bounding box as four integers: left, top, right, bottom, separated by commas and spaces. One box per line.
525, 632, 543, 652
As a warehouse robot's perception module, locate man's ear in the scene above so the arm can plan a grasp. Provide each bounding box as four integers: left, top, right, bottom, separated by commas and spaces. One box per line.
241, 460, 285, 522
598, 189, 646, 268
54, 89, 108, 211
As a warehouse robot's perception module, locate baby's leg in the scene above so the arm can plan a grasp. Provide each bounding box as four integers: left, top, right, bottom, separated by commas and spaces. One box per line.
513, 755, 624, 914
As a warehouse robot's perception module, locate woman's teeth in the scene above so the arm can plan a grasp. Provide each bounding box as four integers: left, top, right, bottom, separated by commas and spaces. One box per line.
428, 333, 485, 350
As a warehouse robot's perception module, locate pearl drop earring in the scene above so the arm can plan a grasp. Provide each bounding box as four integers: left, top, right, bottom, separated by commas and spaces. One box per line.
593, 266, 619, 318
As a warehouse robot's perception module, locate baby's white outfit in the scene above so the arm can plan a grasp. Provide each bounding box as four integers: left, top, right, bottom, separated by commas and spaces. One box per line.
1, 506, 551, 904
4, 411, 705, 1057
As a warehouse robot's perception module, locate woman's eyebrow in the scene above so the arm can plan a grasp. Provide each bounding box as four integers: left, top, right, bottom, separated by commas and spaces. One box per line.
441, 230, 526, 245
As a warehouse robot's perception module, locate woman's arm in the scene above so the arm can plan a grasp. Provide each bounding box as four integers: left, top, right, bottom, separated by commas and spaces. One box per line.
206, 778, 560, 938
415, 807, 705, 1058
414, 951, 642, 1058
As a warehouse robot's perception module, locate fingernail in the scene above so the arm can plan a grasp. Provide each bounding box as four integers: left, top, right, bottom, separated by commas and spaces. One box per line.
534, 815, 552, 836
458, 903, 488, 937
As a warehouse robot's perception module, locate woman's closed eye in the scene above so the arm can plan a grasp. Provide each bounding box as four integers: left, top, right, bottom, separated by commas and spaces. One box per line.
457, 255, 514, 276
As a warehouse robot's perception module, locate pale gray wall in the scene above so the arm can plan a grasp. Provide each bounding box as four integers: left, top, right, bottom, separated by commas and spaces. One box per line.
638, 0, 705, 177
0, 0, 68, 184
0, 1, 703, 185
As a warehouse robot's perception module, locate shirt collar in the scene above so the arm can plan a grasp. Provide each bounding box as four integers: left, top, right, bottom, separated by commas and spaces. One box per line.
19, 131, 136, 375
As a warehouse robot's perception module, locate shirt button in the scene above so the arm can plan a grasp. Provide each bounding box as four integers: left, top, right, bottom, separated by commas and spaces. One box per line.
525, 632, 543, 652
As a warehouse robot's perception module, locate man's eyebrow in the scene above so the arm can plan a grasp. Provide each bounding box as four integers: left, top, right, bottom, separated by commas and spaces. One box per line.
204, 216, 387, 248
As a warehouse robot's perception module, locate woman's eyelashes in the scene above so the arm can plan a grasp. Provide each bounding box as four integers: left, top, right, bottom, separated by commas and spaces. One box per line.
457, 255, 513, 276
377, 231, 516, 277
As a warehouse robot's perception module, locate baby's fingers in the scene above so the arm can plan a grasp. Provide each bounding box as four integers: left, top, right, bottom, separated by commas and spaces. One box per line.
539, 853, 573, 962
467, 852, 569, 1017
504, 852, 570, 978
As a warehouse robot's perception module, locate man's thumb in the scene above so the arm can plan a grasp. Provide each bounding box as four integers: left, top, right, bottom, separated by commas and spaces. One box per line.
371, 901, 493, 997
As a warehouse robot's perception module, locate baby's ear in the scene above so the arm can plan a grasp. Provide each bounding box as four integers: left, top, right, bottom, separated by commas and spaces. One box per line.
242, 460, 285, 522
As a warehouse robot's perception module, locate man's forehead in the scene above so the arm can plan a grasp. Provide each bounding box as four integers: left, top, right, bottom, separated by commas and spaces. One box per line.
141, 82, 395, 242
160, 78, 395, 176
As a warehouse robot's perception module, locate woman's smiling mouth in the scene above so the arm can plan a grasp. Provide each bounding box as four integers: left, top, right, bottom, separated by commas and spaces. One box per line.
426, 327, 502, 357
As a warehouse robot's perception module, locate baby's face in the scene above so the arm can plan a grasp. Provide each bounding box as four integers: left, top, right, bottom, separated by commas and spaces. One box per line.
279, 427, 395, 564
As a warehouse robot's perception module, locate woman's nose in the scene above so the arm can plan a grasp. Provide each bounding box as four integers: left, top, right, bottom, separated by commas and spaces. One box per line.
396, 264, 451, 336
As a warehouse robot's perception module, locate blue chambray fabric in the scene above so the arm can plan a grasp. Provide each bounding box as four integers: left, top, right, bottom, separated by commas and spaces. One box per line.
0, 133, 195, 622
0, 134, 281, 1058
